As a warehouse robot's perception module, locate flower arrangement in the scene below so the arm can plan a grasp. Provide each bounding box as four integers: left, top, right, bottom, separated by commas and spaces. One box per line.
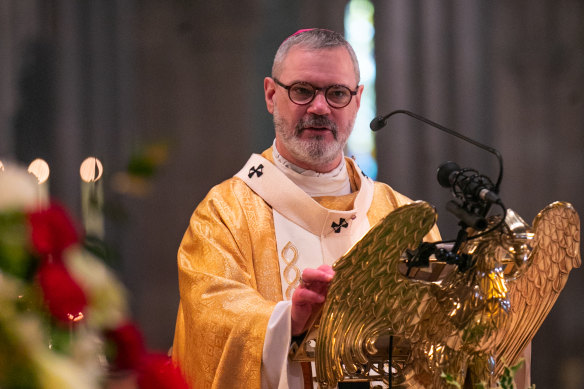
0, 164, 189, 389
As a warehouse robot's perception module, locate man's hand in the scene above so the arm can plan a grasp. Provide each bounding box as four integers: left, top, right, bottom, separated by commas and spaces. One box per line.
291, 264, 335, 336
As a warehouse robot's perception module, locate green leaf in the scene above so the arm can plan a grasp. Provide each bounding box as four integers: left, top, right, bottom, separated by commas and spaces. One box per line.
441, 372, 462, 388
0, 211, 38, 280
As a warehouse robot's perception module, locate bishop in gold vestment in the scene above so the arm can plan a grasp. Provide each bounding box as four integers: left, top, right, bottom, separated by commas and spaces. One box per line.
172, 148, 440, 388
172, 27, 445, 389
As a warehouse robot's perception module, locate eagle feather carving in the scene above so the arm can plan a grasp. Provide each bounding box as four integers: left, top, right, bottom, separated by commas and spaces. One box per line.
314, 201, 580, 388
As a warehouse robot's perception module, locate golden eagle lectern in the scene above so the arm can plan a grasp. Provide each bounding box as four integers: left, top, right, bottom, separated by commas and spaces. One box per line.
291, 200, 580, 388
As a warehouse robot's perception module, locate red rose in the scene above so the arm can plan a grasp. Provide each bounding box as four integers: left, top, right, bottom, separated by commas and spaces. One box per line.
105, 321, 147, 371
37, 260, 87, 323
28, 202, 79, 257
137, 353, 190, 389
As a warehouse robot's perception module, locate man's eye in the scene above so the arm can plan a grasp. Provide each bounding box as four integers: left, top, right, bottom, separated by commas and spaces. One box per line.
328, 87, 349, 99
291, 84, 314, 96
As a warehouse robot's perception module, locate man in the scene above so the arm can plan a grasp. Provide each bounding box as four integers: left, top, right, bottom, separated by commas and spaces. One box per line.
172, 29, 440, 388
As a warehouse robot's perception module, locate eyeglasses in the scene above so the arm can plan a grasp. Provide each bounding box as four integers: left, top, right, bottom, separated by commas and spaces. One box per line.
273, 78, 358, 109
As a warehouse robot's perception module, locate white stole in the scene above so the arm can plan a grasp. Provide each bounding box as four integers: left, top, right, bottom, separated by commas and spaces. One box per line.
235, 153, 374, 300
235, 153, 375, 389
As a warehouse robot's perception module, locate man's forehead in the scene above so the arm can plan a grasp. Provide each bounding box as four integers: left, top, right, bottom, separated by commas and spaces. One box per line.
279, 46, 356, 83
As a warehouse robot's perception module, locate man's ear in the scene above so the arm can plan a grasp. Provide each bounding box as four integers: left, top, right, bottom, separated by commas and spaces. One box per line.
264, 77, 276, 114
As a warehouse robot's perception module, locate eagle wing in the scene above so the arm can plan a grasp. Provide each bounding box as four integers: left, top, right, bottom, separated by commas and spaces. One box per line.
493, 201, 581, 375
315, 201, 438, 386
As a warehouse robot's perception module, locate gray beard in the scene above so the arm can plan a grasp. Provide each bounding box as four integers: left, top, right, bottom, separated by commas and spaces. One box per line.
274, 111, 352, 167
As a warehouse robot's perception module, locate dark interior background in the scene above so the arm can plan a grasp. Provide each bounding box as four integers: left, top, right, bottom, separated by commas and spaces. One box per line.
1, 1, 582, 387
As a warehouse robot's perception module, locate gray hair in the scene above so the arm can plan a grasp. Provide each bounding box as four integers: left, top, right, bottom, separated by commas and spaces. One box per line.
271, 29, 360, 84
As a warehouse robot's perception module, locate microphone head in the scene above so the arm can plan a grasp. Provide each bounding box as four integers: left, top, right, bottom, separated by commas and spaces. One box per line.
437, 161, 460, 188
369, 116, 387, 131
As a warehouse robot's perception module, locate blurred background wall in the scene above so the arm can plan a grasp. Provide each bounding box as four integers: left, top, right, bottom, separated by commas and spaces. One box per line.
1, 0, 582, 387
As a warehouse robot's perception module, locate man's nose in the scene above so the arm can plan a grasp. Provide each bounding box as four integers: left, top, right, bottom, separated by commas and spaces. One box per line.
307, 91, 331, 115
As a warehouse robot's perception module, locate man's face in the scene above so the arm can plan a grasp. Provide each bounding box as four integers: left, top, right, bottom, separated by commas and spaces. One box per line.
264, 46, 363, 172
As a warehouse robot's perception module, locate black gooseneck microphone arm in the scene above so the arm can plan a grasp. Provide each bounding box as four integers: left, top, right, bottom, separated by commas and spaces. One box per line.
370, 109, 504, 192
371, 110, 508, 272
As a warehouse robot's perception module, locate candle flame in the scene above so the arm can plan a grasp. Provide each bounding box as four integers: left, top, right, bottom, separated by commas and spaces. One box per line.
28, 159, 50, 184
80, 157, 103, 183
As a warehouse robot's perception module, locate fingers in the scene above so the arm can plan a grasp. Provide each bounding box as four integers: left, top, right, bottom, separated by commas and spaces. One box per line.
292, 285, 326, 305
317, 264, 336, 277
300, 265, 335, 285
290, 265, 336, 335
291, 286, 326, 335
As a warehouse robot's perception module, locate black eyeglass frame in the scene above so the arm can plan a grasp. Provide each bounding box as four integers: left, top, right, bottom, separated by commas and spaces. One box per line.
273, 78, 359, 109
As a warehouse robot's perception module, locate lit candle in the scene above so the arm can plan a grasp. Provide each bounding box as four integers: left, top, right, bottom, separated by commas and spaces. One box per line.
27, 158, 50, 209
80, 157, 104, 239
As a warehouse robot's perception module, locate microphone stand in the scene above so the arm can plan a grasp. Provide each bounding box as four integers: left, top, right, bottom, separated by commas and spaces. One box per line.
370, 109, 504, 191
371, 110, 507, 388
371, 110, 506, 272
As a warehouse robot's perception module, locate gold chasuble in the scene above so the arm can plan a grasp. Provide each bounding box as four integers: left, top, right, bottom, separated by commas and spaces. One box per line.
172, 148, 440, 389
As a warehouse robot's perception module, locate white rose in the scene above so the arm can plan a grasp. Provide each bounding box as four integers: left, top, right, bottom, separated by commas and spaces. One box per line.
64, 247, 129, 329
0, 163, 42, 211
14, 315, 101, 389
33, 348, 99, 389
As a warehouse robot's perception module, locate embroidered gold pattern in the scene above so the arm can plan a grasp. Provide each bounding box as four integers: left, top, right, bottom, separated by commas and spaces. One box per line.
281, 241, 301, 299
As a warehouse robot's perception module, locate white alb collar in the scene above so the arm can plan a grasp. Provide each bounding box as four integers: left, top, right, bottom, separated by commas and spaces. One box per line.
272, 140, 351, 197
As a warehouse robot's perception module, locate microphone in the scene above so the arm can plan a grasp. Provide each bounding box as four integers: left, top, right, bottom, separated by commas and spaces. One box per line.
370, 110, 504, 191
371, 109, 506, 232
437, 161, 501, 204
369, 116, 388, 132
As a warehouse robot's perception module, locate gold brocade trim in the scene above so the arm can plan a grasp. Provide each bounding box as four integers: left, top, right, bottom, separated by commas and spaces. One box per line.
281, 241, 300, 299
